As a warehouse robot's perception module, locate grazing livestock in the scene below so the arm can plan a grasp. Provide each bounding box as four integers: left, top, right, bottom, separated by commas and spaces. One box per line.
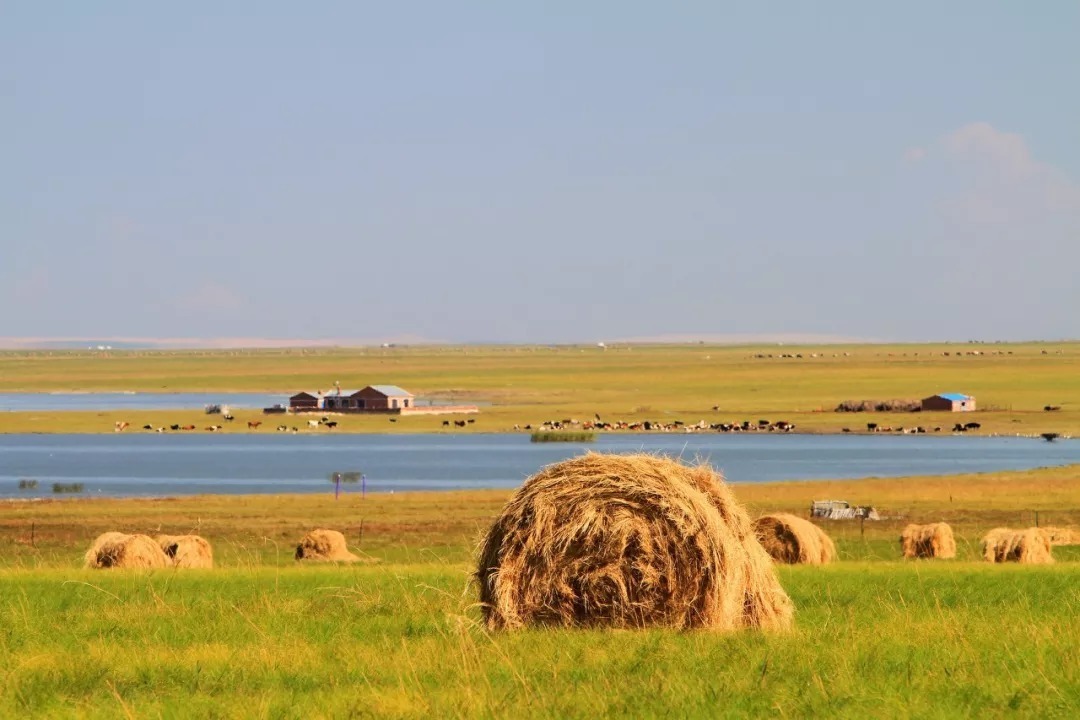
389, 418, 397, 423
223, 414, 235, 421
1044, 405, 1062, 412
442, 420, 450, 427
142, 424, 153, 430
467, 418, 475, 424
964, 422, 981, 431
247, 421, 262, 430
170, 424, 180, 431
276, 425, 288, 432
325, 421, 338, 429
181, 425, 196, 431
455, 420, 467, 427
114, 421, 129, 432
308, 420, 320, 428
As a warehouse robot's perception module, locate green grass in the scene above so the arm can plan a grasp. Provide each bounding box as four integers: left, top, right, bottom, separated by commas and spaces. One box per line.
2, 564, 1079, 718
530, 430, 596, 442
4, 464, 1080, 716
1, 341, 1079, 435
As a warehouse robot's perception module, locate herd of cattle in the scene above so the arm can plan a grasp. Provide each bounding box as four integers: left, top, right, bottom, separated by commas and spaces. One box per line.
851, 421, 983, 434
113, 417, 343, 433
513, 417, 799, 434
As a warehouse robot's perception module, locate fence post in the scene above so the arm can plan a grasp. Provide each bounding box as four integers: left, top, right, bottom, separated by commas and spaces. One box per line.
1034, 510, 1039, 528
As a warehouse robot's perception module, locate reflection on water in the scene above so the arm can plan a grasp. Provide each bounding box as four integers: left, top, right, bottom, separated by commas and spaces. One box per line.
1, 433, 1077, 499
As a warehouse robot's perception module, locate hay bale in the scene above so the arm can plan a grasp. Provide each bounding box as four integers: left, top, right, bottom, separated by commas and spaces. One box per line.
156, 534, 214, 569
982, 527, 1054, 564
475, 453, 794, 631
1041, 526, 1080, 546
899, 523, 956, 559
295, 529, 361, 562
753, 513, 836, 565
84, 532, 170, 569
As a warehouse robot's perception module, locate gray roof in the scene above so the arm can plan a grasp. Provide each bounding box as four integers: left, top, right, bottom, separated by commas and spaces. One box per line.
366, 384, 413, 397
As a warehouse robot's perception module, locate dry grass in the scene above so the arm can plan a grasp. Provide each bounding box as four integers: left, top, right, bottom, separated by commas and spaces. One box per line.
981, 528, 1054, 564
156, 534, 214, 568
475, 453, 794, 631
295, 529, 361, 563
83, 532, 170, 569
1041, 526, 1080, 546
753, 513, 836, 564
900, 523, 957, 559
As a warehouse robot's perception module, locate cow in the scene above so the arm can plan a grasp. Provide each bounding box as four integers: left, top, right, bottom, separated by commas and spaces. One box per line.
247, 421, 262, 430
308, 420, 320, 428
964, 422, 981, 431
114, 421, 129, 432
142, 424, 153, 430
325, 421, 338, 429
454, 420, 466, 427
867, 422, 878, 432
389, 418, 397, 423
223, 414, 235, 421
442, 420, 450, 427
170, 424, 180, 431
181, 425, 196, 431
276, 425, 288, 432
467, 418, 475, 424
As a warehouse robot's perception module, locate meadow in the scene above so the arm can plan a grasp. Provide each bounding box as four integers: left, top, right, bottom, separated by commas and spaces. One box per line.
1, 341, 1079, 436
3, 465, 1080, 717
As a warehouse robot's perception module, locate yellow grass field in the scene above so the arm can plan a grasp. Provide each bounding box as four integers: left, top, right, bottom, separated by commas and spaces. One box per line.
1, 341, 1078, 436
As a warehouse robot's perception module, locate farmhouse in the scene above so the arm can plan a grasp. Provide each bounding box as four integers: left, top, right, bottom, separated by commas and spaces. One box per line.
921, 393, 976, 412
284, 384, 476, 415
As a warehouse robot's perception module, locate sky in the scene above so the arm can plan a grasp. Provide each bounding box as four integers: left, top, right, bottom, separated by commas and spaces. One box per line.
2, 2, 1078, 344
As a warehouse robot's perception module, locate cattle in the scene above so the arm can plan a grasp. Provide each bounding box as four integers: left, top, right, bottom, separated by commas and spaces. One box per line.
467, 418, 475, 424
223, 414, 235, 421
454, 420, 466, 427
308, 420, 320, 428
841, 428, 851, 433
170, 424, 180, 431
442, 420, 450, 427
276, 425, 288, 432
142, 424, 153, 430
964, 422, 981, 431
325, 421, 338, 429
867, 422, 878, 432
247, 421, 262, 430
181, 425, 196, 431
1045, 405, 1062, 412
389, 418, 397, 423
953, 423, 966, 432
114, 421, 129, 432
321, 416, 330, 423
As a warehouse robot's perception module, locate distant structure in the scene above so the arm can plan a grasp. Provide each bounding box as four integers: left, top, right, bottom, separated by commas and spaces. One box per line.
284, 384, 475, 416
921, 393, 976, 412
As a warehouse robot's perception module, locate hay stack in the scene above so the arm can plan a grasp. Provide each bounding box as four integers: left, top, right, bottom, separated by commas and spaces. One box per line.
476, 453, 794, 631
753, 513, 836, 565
84, 532, 171, 569
982, 527, 1054, 564
156, 534, 214, 569
900, 523, 956, 559
1041, 527, 1080, 546
295, 529, 360, 562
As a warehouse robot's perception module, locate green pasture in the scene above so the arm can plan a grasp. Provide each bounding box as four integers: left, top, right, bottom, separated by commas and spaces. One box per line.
1, 342, 1078, 435
1, 564, 1078, 719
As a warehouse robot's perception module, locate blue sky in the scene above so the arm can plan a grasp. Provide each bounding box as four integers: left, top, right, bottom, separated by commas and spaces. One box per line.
3, 2, 1078, 343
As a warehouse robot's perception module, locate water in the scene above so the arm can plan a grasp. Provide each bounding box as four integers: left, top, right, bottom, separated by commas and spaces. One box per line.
0, 392, 286, 412
1, 433, 1076, 499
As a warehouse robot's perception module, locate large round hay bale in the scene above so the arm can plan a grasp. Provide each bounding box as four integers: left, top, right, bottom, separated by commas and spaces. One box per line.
753, 513, 836, 564
899, 522, 956, 559
84, 532, 171, 569
156, 534, 214, 569
476, 453, 794, 631
295, 529, 360, 562
982, 527, 1054, 564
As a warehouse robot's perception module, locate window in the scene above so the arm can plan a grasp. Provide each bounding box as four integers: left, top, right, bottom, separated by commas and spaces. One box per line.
404, 399, 409, 408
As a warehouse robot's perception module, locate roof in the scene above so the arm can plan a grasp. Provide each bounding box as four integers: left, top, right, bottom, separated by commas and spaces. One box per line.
935, 393, 972, 402
364, 384, 413, 397
290, 391, 318, 399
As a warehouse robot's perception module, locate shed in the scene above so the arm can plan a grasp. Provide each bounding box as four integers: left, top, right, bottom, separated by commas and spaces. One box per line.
921, 393, 976, 412
353, 385, 415, 410
289, 392, 321, 410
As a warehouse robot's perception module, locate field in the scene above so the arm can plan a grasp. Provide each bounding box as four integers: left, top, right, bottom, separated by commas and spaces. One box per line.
3, 465, 1080, 717
1, 342, 1079, 436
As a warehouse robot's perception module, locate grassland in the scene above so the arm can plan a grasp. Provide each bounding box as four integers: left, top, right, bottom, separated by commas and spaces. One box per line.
1, 341, 1079, 436
3, 466, 1080, 717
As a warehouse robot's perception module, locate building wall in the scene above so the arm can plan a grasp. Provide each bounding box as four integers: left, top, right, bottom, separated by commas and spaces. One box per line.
921, 396, 975, 412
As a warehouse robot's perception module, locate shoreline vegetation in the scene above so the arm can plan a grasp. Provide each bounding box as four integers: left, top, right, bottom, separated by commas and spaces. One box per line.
1, 340, 1078, 436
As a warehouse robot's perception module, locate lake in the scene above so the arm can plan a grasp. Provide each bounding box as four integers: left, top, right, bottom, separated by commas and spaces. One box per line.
0, 392, 287, 412
1, 433, 1077, 499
